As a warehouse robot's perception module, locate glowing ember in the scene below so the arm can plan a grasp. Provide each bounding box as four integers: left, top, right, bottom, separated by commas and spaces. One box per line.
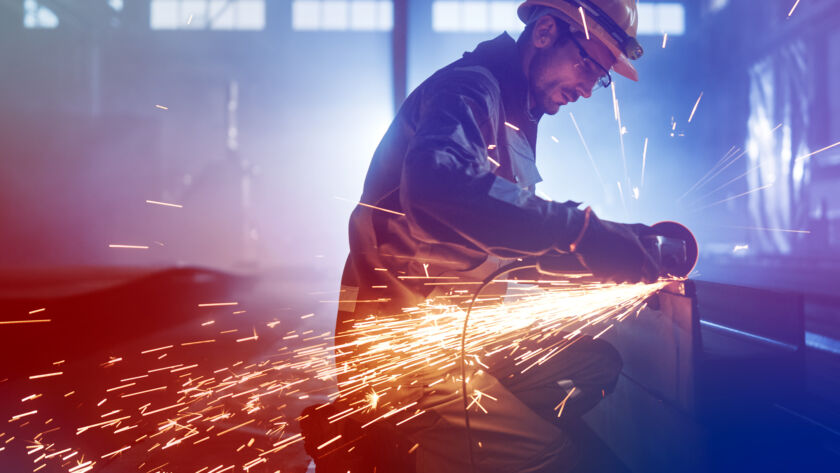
578, 7, 590, 40
787, 0, 801, 17
145, 200, 183, 208
687, 92, 703, 123
0, 319, 51, 325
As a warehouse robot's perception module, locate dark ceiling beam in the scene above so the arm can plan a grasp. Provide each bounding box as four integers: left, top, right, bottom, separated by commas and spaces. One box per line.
392, 0, 408, 114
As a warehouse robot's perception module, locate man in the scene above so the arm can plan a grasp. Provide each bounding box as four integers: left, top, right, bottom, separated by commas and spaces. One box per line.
303, 1, 659, 471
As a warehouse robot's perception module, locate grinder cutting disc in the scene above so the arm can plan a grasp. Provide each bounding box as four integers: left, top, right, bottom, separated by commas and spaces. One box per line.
651, 221, 698, 278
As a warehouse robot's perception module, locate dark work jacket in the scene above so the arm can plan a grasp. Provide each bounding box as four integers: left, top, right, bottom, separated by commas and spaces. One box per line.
337, 33, 586, 341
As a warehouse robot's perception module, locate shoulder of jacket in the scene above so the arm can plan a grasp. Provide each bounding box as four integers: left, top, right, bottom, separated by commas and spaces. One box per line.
426, 65, 502, 102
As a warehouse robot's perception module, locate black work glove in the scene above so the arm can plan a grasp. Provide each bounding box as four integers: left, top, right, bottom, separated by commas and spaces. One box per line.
573, 212, 661, 284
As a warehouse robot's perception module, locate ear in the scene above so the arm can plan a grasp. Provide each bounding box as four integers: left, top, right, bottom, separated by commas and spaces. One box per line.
531, 15, 560, 49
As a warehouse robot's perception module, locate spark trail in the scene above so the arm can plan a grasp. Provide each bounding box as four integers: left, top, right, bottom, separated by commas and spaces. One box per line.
2, 276, 671, 472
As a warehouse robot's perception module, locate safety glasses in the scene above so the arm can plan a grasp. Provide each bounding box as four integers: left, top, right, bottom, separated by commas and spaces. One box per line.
569, 34, 612, 92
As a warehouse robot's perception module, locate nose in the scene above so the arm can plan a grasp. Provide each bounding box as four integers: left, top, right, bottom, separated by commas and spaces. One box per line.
576, 84, 592, 100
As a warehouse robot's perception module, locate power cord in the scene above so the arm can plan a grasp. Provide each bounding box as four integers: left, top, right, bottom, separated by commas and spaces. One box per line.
460, 260, 537, 473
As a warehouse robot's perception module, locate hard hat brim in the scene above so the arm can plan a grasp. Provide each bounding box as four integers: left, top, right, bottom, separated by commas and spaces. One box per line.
613, 52, 638, 82
518, 0, 640, 81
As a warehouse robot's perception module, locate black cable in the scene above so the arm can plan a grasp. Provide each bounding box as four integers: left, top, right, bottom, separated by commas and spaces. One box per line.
460, 260, 537, 473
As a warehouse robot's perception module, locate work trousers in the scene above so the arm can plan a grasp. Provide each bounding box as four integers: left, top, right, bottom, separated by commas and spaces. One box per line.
400, 335, 623, 473
491, 335, 623, 427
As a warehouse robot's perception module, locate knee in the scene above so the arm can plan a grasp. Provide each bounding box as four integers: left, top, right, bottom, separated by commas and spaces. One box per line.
590, 338, 623, 390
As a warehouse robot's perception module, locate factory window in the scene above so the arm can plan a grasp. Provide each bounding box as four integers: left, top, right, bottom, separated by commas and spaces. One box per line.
431, 1, 685, 36
637, 2, 685, 35
150, 0, 266, 30
291, 0, 393, 31
22, 0, 59, 29
432, 1, 523, 33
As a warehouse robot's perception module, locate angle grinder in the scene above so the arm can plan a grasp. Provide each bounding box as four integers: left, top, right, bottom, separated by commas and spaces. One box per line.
640, 221, 698, 278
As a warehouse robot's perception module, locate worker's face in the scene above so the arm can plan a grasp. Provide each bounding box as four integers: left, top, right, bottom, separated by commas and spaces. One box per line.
528, 17, 616, 115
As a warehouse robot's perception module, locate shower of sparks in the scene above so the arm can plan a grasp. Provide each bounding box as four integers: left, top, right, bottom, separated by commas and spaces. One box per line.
187, 14, 194, 25
687, 92, 703, 123
787, 0, 801, 17
2, 270, 673, 472
689, 163, 761, 205
108, 244, 149, 250
145, 200, 183, 208
661, 33, 668, 48
332, 278, 670, 412
732, 244, 749, 253
487, 156, 501, 167
29, 308, 46, 315
678, 146, 747, 202
569, 112, 607, 198
334, 196, 406, 217
632, 187, 640, 200
578, 7, 590, 40
700, 147, 748, 185
155, 105, 168, 111
551, 136, 559, 143
504, 122, 520, 131
794, 140, 840, 162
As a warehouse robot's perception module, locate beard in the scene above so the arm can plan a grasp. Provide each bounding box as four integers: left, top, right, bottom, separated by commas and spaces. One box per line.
530, 87, 553, 116
528, 49, 561, 116
530, 81, 561, 116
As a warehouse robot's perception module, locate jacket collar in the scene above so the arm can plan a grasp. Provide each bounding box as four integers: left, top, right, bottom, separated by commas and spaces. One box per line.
456, 33, 542, 149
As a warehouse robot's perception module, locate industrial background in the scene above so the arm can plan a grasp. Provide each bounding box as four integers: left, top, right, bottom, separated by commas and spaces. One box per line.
1, 1, 839, 472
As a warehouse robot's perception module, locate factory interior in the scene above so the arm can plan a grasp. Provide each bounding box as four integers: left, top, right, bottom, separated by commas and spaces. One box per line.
1, 1, 839, 472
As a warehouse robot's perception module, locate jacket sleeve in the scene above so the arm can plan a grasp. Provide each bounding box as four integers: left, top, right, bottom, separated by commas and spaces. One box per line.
400, 68, 587, 258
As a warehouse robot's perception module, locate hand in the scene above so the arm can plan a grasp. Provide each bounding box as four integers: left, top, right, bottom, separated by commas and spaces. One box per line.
573, 212, 661, 284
